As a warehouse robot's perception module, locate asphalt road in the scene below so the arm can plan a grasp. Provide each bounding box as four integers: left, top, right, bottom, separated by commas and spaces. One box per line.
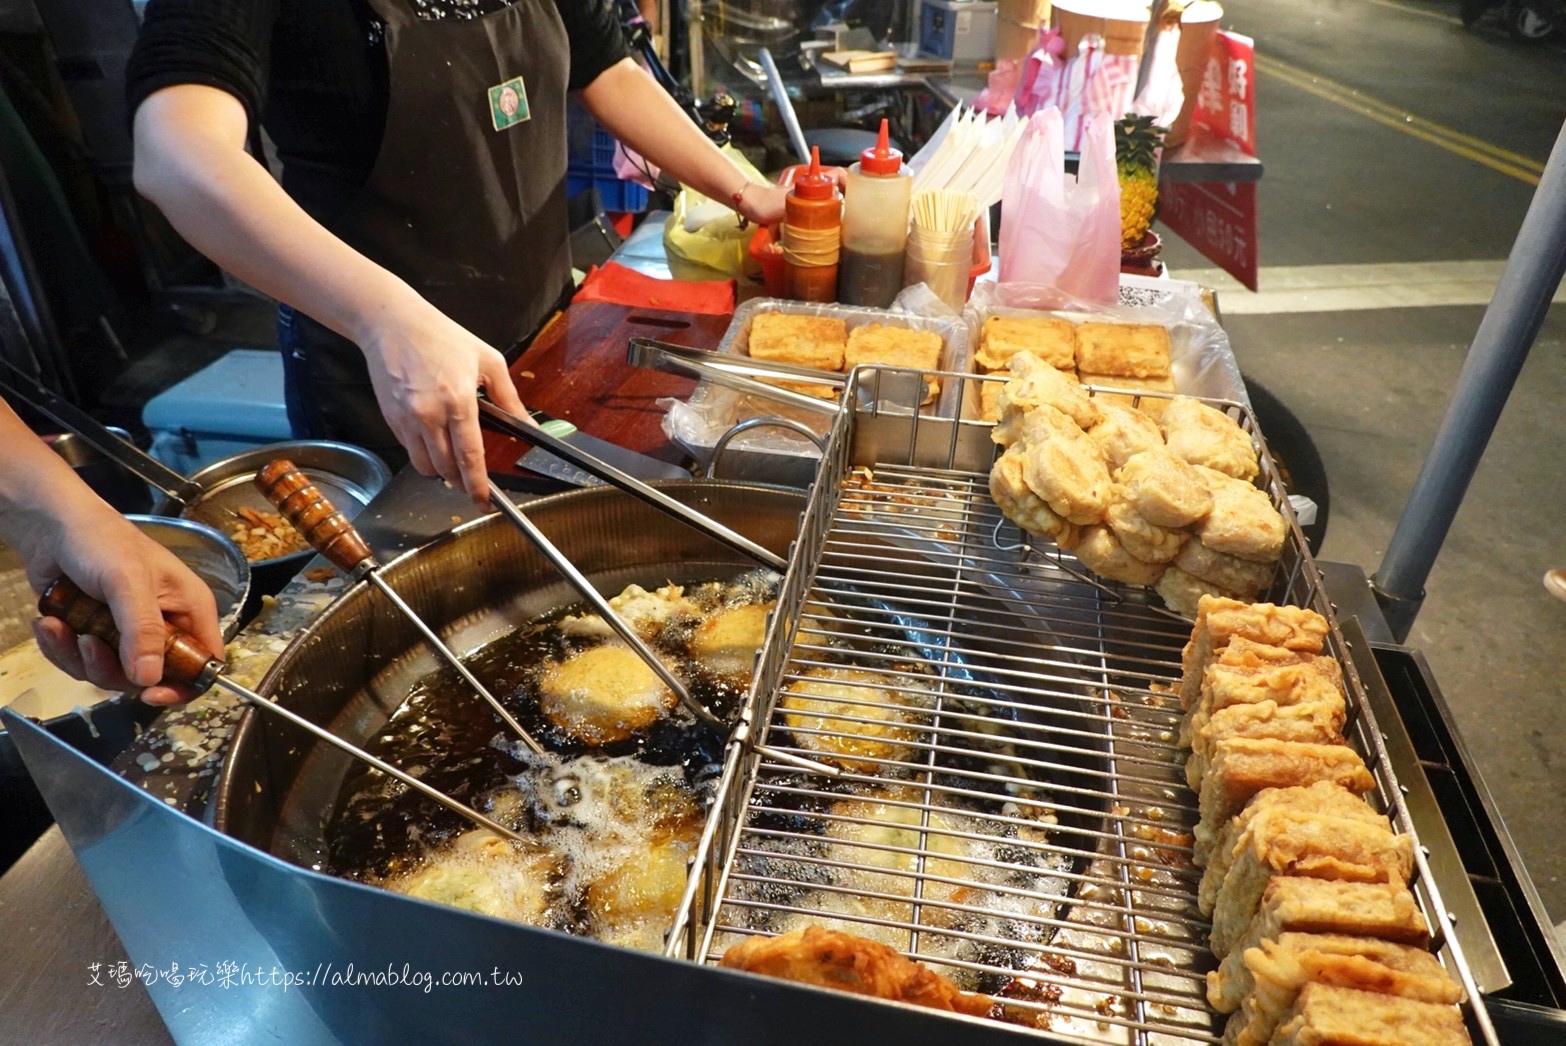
1160, 0, 1566, 931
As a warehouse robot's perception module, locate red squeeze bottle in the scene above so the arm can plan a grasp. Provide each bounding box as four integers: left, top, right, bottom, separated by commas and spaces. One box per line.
781, 146, 842, 303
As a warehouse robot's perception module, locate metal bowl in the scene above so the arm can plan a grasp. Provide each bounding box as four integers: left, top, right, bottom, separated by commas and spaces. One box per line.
151, 440, 391, 597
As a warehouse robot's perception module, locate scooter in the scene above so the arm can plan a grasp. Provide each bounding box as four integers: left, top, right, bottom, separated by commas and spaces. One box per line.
1459, 0, 1561, 41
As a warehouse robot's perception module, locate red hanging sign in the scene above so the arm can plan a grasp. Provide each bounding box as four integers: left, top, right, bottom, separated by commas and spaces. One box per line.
1158, 30, 1260, 290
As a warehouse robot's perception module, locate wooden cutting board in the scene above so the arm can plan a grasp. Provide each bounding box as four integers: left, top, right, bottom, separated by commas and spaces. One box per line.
482, 302, 733, 478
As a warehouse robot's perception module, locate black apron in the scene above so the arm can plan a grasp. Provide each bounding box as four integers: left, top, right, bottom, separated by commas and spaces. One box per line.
282, 0, 573, 463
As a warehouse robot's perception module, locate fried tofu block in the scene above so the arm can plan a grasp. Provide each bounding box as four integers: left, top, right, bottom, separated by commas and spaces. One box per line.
996, 351, 1101, 431
747, 312, 848, 371
977, 314, 1077, 371
1209, 812, 1413, 957
1157, 565, 1239, 619
1161, 396, 1260, 482
1074, 524, 1167, 586
1199, 781, 1385, 914
1187, 698, 1347, 790
1196, 738, 1376, 866
1175, 539, 1277, 600
1075, 321, 1173, 378
1116, 447, 1215, 528
845, 323, 944, 403
1179, 597, 1330, 711
1269, 982, 1471, 1046
1224, 933, 1461, 1046
1015, 406, 1113, 525
1193, 466, 1288, 564
1208, 881, 1429, 1013
1106, 488, 1188, 564
1083, 373, 1179, 420
1086, 403, 1166, 470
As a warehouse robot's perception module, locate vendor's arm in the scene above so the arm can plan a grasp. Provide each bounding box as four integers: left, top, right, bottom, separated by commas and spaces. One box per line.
0, 400, 223, 706
580, 58, 788, 226
130, 84, 525, 503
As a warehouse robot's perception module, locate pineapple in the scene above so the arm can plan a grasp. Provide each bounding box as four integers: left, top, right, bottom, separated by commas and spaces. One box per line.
1115, 115, 1167, 251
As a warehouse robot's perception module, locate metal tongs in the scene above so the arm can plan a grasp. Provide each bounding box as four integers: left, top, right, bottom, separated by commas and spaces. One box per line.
37, 579, 529, 843
476, 399, 838, 775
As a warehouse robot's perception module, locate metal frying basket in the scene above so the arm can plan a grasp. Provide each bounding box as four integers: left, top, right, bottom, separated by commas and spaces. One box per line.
675, 366, 1498, 1044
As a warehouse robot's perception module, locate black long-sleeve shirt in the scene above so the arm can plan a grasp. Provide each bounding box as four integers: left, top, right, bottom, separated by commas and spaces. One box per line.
126, 0, 631, 222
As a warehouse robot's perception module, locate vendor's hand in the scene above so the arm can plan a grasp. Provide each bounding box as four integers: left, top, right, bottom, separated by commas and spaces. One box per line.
357, 293, 528, 503
739, 182, 789, 227
26, 502, 223, 707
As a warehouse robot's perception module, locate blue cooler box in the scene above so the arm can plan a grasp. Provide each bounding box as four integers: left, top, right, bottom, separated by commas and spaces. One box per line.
141, 349, 292, 475
919, 0, 998, 62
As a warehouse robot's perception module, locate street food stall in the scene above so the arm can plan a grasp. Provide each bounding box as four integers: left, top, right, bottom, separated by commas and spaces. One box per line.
2, 2, 1565, 1044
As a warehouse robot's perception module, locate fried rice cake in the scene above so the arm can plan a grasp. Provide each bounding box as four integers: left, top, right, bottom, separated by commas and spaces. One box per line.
718, 925, 996, 1018
1082, 373, 1179, 420
1199, 781, 1387, 915
1208, 879, 1428, 1013
1209, 811, 1413, 957
1187, 698, 1348, 790
1195, 738, 1376, 865
1075, 321, 1173, 378
1193, 466, 1288, 564
1221, 933, 1461, 1046
1086, 403, 1166, 470
1106, 487, 1189, 564
845, 323, 944, 404
990, 445, 1082, 548
977, 314, 1077, 371
1182, 638, 1345, 749
994, 351, 1101, 432
1268, 981, 1471, 1046
1015, 406, 1113, 525
746, 311, 848, 371
1179, 597, 1330, 711
1073, 524, 1167, 586
1161, 396, 1260, 482
1115, 446, 1215, 528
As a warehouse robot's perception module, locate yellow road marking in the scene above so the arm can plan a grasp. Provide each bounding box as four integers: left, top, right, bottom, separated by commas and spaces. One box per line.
1255, 54, 1544, 185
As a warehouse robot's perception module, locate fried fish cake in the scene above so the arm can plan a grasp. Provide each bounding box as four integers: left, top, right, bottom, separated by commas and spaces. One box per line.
381, 832, 557, 925
1073, 524, 1167, 586
1017, 407, 1113, 525
747, 311, 848, 371
989, 445, 1081, 547
1160, 396, 1259, 481
996, 350, 1101, 431
779, 666, 923, 773
690, 601, 774, 680
1106, 487, 1188, 564
1157, 564, 1240, 619
1193, 466, 1287, 564
845, 323, 945, 403
1175, 538, 1277, 598
538, 642, 679, 745
977, 314, 1077, 371
1075, 321, 1173, 378
1115, 447, 1215, 528
1086, 403, 1166, 469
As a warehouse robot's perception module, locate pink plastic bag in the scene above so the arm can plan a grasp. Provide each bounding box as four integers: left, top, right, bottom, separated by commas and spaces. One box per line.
998, 109, 1121, 304
973, 57, 1023, 116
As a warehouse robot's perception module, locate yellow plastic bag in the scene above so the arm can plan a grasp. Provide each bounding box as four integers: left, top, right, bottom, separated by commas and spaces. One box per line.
662, 144, 769, 278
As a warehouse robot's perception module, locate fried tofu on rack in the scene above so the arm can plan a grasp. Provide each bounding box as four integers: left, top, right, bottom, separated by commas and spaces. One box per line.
1208, 878, 1428, 1013
1160, 396, 1260, 482
1268, 981, 1471, 1046
977, 314, 1077, 371
718, 925, 996, 1018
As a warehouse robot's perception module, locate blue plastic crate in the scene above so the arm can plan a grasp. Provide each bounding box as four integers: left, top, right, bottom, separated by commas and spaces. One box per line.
566, 165, 650, 213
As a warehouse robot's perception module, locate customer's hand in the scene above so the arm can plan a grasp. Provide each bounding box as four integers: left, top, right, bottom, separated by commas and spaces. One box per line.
358, 293, 528, 503
26, 501, 223, 707
740, 182, 789, 227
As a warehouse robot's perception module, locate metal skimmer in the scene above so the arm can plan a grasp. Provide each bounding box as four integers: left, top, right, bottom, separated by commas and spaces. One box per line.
671, 367, 1496, 1045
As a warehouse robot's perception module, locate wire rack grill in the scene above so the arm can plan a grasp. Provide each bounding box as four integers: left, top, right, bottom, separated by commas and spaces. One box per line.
672, 368, 1495, 1044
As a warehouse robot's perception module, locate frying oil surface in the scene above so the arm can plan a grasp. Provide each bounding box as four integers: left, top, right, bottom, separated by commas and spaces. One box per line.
326, 571, 779, 950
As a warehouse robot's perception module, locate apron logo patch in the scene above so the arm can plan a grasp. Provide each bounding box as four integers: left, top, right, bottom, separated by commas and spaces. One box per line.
488, 76, 530, 132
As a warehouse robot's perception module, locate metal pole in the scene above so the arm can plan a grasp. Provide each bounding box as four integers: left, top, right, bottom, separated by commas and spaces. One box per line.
1372, 119, 1566, 642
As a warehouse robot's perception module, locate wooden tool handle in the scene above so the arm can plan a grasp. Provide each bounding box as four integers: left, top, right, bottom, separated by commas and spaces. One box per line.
38, 578, 221, 689
253, 458, 374, 573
